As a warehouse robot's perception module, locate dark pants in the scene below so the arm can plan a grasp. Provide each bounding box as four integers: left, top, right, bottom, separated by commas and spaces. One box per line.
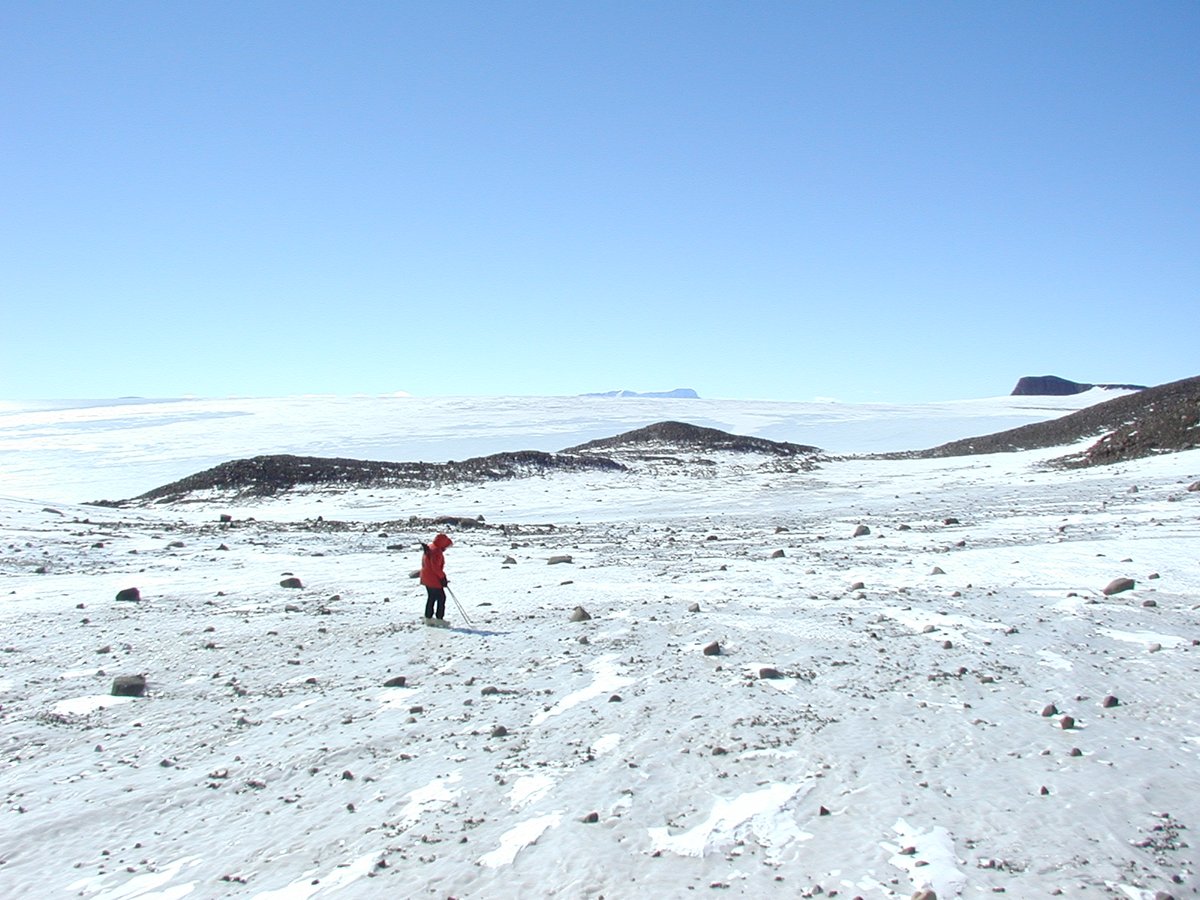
424, 586, 446, 619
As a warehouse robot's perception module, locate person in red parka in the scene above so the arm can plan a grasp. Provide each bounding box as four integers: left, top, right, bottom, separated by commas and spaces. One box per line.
419, 533, 453, 622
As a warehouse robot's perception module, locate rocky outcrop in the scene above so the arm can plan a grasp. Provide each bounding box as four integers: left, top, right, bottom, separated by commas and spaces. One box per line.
906, 375, 1199, 467
565, 421, 819, 457
1011, 375, 1147, 396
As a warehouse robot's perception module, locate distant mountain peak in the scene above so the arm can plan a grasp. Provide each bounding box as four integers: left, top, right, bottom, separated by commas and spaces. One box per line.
580, 388, 700, 399
1011, 375, 1147, 396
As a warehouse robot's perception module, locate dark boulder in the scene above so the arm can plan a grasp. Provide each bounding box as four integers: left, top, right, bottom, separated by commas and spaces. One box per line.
111, 674, 147, 697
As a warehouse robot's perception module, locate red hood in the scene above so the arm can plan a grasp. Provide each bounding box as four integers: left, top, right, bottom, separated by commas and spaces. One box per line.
431, 533, 453, 550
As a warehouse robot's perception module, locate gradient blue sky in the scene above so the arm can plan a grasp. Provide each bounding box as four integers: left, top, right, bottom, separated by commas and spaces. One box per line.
3, 2, 1197, 402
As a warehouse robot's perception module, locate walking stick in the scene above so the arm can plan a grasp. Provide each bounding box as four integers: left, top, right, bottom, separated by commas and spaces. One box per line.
446, 586, 473, 626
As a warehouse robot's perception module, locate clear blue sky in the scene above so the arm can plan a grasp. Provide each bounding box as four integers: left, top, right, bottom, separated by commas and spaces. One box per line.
3, 1, 1196, 402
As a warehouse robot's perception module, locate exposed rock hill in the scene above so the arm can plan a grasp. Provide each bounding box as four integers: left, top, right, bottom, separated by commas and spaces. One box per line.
913, 375, 1200, 466
127, 450, 626, 504
1011, 375, 1148, 396
101, 421, 822, 505
564, 421, 819, 456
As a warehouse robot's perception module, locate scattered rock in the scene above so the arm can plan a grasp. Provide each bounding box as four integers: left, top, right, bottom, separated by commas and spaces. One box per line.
280, 577, 304, 589
770, 549, 786, 558
383, 676, 407, 688
911, 889, 937, 900
1101, 695, 1119, 708
490, 725, 508, 738
111, 675, 147, 697
943, 517, 960, 525
569, 606, 592, 622
1059, 715, 1076, 730
548, 555, 574, 565
502, 556, 517, 565
1103, 577, 1135, 596
115, 587, 141, 603
853, 525, 871, 537
687, 602, 701, 613
581, 811, 599, 823
702, 641, 722, 657
849, 581, 865, 591
1188, 481, 1200, 492
758, 667, 784, 679
1041, 704, 1058, 717
929, 566, 945, 576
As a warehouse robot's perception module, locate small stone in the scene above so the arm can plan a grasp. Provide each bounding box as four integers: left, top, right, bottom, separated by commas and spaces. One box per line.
581, 811, 599, 823
1101, 695, 1119, 708
115, 587, 141, 603
341, 770, 355, 780
383, 676, 407, 688
758, 667, 784, 679
702, 641, 721, 656
687, 602, 701, 613
849, 581, 865, 591
280, 577, 303, 589
608, 694, 622, 702
818, 805, 831, 816
1069, 748, 1083, 757
853, 525, 870, 537
770, 549, 786, 558
502, 556, 517, 565
941, 640, 953, 650
1142, 598, 1157, 608
548, 555, 574, 565
569, 606, 592, 622
930, 566, 945, 575
1059, 715, 1075, 730
490, 725, 508, 738
1041, 703, 1058, 717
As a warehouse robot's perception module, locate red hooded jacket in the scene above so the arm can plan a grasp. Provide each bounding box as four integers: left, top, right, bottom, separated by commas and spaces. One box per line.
419, 533, 453, 588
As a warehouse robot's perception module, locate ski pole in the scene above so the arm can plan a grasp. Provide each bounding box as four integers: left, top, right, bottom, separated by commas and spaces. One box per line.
446, 586, 473, 626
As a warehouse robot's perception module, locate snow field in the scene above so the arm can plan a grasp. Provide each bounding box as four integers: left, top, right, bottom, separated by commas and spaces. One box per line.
1, 399, 1198, 898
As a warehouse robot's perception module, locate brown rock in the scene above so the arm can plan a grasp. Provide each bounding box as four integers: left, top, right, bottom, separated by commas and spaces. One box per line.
1103, 577, 1135, 596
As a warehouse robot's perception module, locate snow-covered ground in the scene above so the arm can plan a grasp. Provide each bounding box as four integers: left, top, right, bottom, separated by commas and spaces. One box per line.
2, 393, 1198, 899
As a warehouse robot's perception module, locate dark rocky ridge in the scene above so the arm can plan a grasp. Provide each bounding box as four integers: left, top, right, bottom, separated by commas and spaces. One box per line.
910, 375, 1200, 466
564, 421, 819, 456
1011, 375, 1148, 396
102, 421, 821, 505
128, 450, 625, 504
